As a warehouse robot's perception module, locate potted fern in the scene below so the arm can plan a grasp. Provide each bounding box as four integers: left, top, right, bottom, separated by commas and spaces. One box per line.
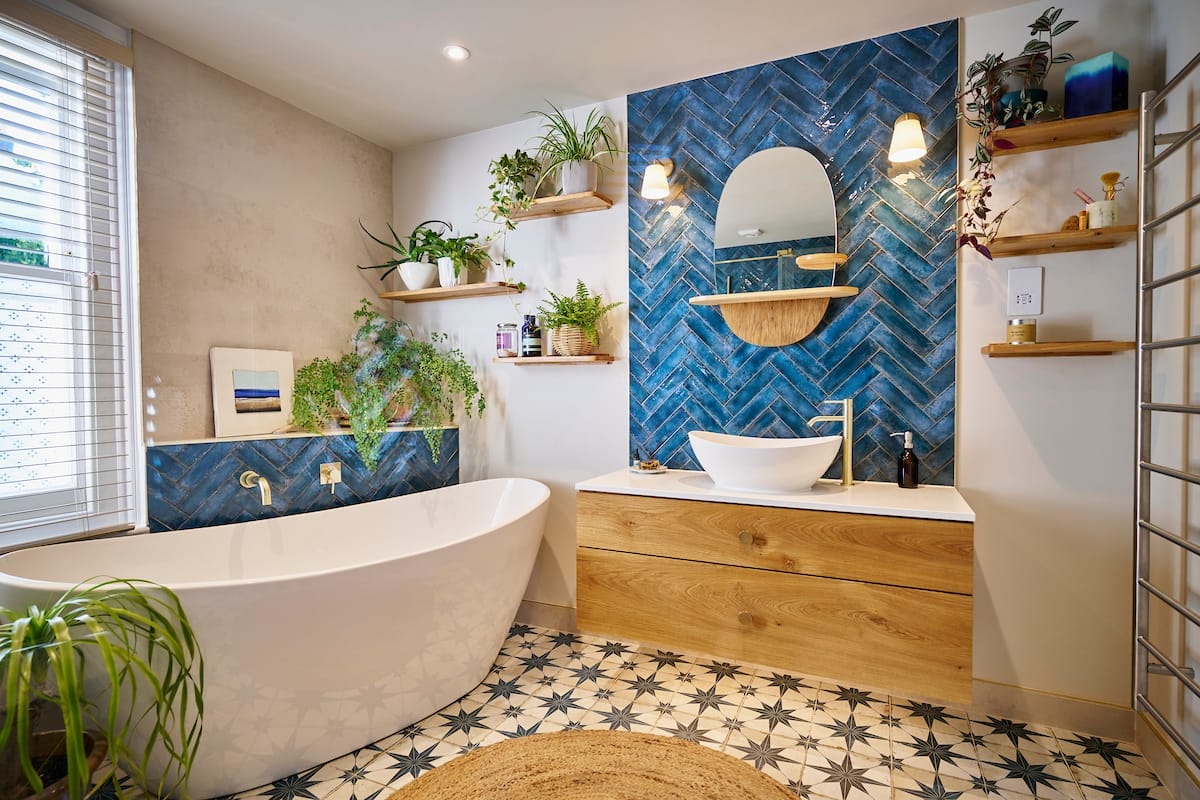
530, 103, 619, 195
0, 578, 203, 799
536, 280, 622, 357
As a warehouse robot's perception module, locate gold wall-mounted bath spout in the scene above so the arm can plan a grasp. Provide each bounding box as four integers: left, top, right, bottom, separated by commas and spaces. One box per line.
806, 398, 854, 486
239, 470, 272, 506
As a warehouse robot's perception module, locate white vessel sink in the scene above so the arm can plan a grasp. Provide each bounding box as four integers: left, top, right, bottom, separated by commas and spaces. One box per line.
688, 430, 842, 493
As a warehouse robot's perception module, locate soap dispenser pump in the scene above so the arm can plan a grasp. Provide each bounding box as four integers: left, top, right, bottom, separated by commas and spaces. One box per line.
889, 431, 919, 489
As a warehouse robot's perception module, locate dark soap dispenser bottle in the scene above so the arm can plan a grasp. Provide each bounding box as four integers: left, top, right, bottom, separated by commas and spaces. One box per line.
890, 431, 919, 489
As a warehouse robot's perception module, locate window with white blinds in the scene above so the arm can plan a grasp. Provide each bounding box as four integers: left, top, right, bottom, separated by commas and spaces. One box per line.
0, 13, 141, 549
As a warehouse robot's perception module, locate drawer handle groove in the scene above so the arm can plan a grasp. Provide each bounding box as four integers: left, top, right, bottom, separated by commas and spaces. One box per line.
737, 610, 753, 625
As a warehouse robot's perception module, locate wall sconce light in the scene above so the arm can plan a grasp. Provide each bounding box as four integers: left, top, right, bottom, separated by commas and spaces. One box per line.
888, 113, 927, 163
641, 158, 673, 200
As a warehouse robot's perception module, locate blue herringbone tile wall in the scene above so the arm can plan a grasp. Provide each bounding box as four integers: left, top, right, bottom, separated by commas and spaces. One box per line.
146, 429, 458, 532
628, 21, 958, 485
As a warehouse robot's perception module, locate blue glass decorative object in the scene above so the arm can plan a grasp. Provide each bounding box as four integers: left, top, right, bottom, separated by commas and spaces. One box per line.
1064, 51, 1129, 118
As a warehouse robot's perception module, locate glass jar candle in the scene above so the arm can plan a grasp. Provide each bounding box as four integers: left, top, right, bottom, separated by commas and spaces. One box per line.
495, 323, 518, 357
1006, 318, 1037, 344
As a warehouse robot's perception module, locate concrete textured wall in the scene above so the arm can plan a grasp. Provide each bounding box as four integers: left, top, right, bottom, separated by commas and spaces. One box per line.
133, 34, 393, 442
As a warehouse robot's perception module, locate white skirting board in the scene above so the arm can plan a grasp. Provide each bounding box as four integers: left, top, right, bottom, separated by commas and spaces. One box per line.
1135, 712, 1200, 800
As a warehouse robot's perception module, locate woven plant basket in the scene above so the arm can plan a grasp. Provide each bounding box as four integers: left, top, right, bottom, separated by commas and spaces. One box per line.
551, 325, 596, 356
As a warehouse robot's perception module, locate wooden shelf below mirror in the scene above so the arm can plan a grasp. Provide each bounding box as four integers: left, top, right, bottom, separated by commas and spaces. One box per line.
509, 192, 613, 222
494, 355, 616, 365
982, 341, 1136, 358
988, 225, 1137, 258
379, 282, 522, 302
989, 109, 1138, 157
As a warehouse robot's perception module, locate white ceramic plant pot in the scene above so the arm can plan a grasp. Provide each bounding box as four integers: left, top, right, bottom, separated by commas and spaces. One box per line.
437, 256, 464, 288
399, 260, 438, 291
559, 160, 597, 194
1086, 200, 1118, 229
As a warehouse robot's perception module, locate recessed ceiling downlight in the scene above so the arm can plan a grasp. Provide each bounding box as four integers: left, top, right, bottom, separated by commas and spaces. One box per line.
442, 44, 470, 61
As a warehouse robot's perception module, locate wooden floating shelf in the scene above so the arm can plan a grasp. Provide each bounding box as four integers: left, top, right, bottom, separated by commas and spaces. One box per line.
493, 355, 616, 366
988, 225, 1137, 258
981, 341, 1136, 358
509, 191, 614, 222
379, 281, 522, 302
990, 109, 1138, 157
689, 286, 860, 347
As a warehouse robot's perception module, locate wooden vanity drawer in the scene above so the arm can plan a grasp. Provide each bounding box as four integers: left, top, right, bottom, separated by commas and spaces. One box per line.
577, 546, 973, 703
576, 491, 972, 594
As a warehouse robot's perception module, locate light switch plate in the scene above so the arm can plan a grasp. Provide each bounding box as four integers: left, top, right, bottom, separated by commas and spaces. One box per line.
1007, 266, 1043, 316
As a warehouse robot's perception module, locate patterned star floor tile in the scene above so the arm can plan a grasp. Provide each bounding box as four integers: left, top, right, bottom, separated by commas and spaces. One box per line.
809, 709, 893, 760
158, 624, 1174, 800
799, 745, 893, 800
891, 764, 981, 800
736, 692, 816, 739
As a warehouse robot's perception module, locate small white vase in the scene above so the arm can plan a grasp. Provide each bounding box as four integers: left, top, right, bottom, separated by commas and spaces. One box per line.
559, 160, 597, 194
437, 256, 461, 288
399, 260, 438, 290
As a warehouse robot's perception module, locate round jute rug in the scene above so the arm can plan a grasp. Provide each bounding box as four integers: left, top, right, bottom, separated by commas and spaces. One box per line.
388, 730, 795, 800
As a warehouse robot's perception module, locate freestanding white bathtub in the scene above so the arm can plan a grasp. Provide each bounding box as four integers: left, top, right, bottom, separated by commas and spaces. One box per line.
0, 477, 550, 799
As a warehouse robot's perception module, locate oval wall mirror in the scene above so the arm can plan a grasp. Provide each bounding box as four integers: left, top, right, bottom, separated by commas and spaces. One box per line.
713, 146, 838, 294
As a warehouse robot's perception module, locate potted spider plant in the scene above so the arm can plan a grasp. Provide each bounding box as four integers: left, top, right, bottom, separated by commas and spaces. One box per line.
536, 280, 622, 357
486, 149, 541, 230
356, 219, 451, 291
292, 300, 485, 468
530, 102, 619, 195
0, 578, 203, 800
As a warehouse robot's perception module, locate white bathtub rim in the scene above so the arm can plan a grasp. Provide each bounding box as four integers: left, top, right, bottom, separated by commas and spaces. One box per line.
0, 477, 550, 595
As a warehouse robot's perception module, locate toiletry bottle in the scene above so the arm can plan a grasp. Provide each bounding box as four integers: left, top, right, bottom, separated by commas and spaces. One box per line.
889, 431, 919, 489
519, 314, 542, 357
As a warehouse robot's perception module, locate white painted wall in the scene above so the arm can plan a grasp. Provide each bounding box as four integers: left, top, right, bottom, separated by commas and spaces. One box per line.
391, 101, 629, 609
959, 0, 1191, 708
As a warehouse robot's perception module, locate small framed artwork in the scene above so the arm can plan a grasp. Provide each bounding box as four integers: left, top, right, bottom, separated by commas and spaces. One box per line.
209, 348, 294, 437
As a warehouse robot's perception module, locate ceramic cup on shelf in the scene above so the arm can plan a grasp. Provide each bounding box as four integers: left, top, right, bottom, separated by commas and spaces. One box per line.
1086, 200, 1118, 229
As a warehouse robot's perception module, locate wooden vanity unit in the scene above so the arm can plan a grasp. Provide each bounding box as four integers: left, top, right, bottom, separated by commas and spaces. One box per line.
575, 472, 975, 704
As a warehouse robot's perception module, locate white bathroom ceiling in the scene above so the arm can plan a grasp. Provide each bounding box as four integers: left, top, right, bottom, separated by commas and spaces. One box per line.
74, 0, 1027, 151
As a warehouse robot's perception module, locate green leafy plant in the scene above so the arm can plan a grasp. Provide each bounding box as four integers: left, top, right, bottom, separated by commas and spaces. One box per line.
1001, 7, 1077, 124
486, 149, 541, 230
0, 578, 203, 799
292, 300, 485, 468
290, 355, 358, 433
428, 232, 492, 279
535, 280, 622, 346
530, 103, 619, 194
355, 219, 451, 281
943, 7, 1077, 260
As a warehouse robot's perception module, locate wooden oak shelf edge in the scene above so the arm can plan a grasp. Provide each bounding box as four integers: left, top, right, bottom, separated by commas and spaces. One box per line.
493, 355, 616, 365
981, 341, 1136, 357
509, 191, 614, 221
379, 281, 523, 302
988, 225, 1137, 257
990, 109, 1138, 157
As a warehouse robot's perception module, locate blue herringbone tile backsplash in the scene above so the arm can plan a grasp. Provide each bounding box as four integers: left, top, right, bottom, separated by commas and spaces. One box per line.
147, 429, 459, 531
628, 21, 958, 485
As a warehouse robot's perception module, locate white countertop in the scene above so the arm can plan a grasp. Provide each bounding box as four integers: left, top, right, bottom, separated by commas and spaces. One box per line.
576, 469, 975, 522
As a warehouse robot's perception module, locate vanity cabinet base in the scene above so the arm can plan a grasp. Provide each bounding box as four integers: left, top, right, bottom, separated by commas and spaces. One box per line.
575, 491, 974, 704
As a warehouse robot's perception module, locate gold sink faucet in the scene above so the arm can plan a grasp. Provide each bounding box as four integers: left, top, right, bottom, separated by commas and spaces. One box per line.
806, 398, 854, 486
239, 470, 272, 506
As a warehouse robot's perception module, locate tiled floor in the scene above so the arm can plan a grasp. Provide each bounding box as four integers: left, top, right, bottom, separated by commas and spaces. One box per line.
213, 625, 1166, 800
